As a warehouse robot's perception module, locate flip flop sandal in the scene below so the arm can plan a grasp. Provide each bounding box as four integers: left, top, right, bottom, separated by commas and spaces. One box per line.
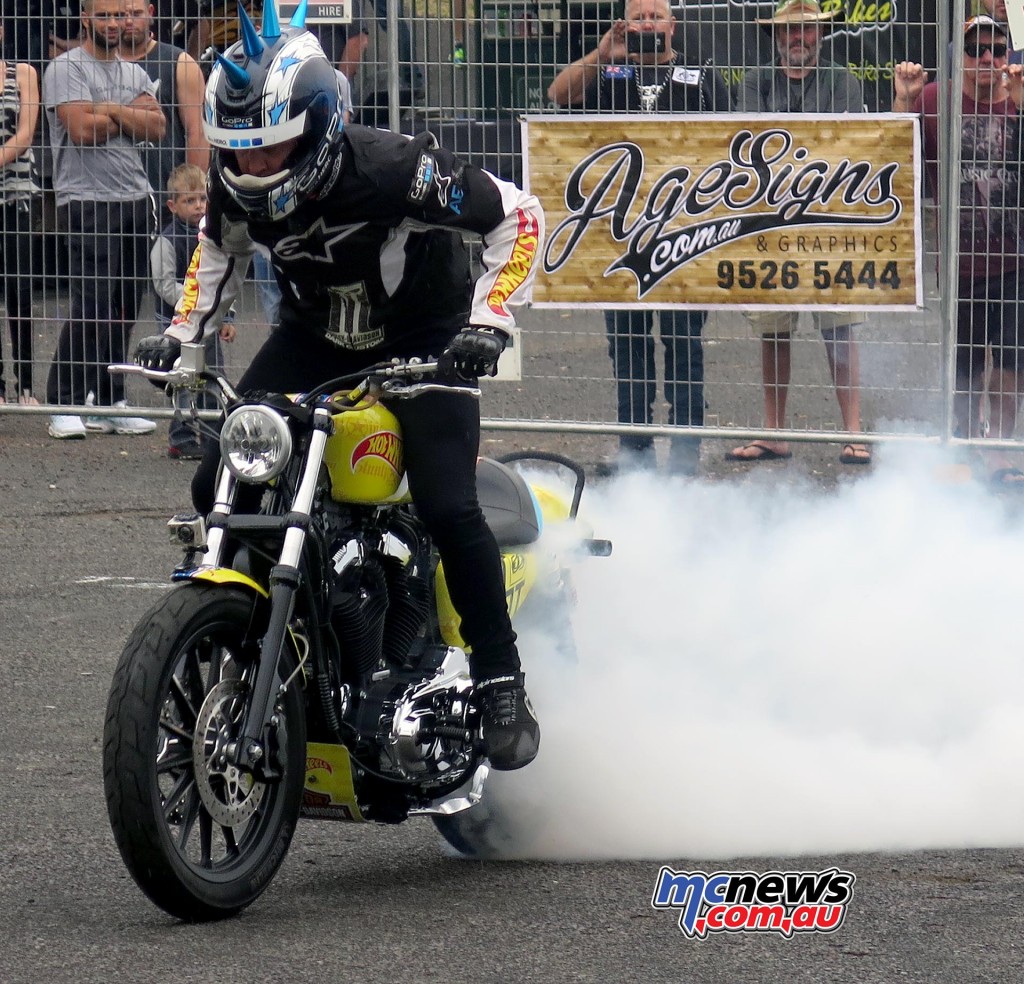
726, 443, 793, 462
989, 467, 1024, 488
839, 444, 872, 465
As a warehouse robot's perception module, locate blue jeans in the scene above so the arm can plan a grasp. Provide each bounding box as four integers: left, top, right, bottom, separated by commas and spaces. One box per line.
604, 309, 706, 451
251, 249, 282, 327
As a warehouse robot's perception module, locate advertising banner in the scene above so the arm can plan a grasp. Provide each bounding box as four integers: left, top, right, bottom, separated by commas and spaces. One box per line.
525, 114, 922, 310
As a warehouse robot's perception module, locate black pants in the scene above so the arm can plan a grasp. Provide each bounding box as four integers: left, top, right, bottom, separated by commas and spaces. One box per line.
0, 199, 37, 399
46, 197, 154, 407
191, 326, 519, 679
957, 268, 1024, 381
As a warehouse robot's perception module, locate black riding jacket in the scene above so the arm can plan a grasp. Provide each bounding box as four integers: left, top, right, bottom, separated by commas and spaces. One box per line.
169, 124, 544, 355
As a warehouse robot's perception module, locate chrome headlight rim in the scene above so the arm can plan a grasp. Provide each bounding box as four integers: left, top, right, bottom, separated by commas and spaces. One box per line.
219, 405, 293, 484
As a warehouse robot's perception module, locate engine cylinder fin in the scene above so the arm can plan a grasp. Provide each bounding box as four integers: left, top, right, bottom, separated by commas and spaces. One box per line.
331, 557, 389, 674
380, 555, 429, 666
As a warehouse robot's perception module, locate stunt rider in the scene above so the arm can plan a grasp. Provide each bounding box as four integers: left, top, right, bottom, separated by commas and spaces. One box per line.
134, 1, 544, 771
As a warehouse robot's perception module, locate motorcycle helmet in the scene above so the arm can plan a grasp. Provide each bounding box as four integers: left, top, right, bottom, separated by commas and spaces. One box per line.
204, 1, 343, 220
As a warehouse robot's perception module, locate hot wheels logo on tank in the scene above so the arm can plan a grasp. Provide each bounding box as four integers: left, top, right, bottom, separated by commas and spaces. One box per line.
351, 431, 401, 475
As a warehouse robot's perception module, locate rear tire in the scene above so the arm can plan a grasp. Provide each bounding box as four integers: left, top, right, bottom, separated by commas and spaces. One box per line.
103, 584, 306, 921
433, 774, 544, 859
514, 571, 578, 666
434, 806, 517, 859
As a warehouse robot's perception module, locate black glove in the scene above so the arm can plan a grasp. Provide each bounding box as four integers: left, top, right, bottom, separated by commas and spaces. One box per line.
135, 334, 181, 380
443, 327, 508, 380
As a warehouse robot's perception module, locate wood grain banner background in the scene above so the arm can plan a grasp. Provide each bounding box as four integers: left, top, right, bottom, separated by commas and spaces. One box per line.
524, 114, 922, 311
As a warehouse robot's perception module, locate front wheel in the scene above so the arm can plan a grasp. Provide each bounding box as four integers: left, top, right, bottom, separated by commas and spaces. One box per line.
103, 584, 306, 921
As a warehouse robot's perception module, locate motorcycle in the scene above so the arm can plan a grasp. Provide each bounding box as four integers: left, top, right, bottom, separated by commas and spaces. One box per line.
102, 342, 610, 921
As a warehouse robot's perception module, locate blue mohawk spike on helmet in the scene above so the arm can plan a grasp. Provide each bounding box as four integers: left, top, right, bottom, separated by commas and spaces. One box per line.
262, 0, 283, 42
238, 2, 265, 57
288, 0, 309, 29
215, 51, 251, 88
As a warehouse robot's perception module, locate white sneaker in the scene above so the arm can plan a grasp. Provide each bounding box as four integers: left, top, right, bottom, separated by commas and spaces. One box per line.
86, 399, 156, 435
48, 414, 87, 439
84, 391, 105, 431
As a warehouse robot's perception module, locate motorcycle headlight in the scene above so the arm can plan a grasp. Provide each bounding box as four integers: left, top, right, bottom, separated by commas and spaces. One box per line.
220, 406, 293, 484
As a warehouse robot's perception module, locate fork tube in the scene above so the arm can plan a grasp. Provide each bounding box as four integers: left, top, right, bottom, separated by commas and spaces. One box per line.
203, 464, 237, 567
235, 409, 334, 772
279, 413, 332, 568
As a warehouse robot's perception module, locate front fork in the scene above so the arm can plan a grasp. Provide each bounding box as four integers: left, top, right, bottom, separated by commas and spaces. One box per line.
219, 408, 334, 780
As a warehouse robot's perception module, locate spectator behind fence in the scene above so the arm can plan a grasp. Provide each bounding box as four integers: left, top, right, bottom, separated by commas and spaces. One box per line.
43, 0, 164, 439
894, 17, 1024, 486
160, 1, 198, 48
452, 0, 468, 65
5, 2, 48, 73
151, 163, 235, 460
949, 3, 1023, 66
354, 0, 424, 128
727, 0, 870, 467
309, 9, 367, 94
547, 0, 730, 477
47, 0, 84, 60
186, 0, 261, 77
0, 22, 41, 406
120, 1, 209, 196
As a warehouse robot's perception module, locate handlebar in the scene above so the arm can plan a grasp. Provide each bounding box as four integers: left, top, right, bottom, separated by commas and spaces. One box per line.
109, 342, 242, 404
108, 347, 479, 413
349, 360, 481, 404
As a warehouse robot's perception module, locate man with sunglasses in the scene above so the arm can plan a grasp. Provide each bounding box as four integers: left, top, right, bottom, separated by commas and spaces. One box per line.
958, 3, 1022, 66
894, 16, 1024, 485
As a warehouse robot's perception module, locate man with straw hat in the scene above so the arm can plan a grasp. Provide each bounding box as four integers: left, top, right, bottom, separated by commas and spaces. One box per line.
727, 0, 871, 466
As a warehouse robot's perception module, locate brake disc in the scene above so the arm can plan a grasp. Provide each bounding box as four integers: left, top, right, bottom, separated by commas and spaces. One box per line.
192, 678, 266, 827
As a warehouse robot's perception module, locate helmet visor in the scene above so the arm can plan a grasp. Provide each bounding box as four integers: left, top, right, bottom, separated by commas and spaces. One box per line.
205, 108, 309, 150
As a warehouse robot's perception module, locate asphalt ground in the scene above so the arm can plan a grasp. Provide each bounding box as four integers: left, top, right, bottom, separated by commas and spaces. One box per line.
2, 286, 1023, 982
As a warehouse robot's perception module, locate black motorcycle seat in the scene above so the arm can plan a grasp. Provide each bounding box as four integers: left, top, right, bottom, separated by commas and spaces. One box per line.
476, 457, 541, 547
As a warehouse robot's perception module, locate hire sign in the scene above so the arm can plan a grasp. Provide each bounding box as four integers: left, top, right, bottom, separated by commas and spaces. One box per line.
277, 1, 351, 23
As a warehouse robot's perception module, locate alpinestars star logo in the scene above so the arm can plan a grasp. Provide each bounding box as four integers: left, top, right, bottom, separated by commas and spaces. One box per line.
652, 867, 855, 940
275, 217, 366, 264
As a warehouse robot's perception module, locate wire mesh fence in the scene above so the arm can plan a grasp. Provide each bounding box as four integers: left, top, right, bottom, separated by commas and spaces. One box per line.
0, 2, 1017, 466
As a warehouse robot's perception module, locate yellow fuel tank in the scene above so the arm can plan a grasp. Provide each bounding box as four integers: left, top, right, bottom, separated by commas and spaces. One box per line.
324, 402, 407, 504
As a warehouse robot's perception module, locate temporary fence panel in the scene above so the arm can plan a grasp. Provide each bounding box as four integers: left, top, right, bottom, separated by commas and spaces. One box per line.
0, 2, 1013, 461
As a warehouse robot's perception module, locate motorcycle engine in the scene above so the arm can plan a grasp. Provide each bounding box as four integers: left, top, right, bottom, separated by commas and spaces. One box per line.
385, 648, 477, 782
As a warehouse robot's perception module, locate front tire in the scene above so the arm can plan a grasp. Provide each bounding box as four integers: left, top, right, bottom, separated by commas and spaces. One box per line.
103, 584, 306, 921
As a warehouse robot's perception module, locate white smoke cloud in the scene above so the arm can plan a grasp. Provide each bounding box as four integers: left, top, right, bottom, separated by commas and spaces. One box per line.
483, 444, 1024, 860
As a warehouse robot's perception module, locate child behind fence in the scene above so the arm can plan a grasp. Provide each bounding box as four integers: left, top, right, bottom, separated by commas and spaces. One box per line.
151, 162, 236, 459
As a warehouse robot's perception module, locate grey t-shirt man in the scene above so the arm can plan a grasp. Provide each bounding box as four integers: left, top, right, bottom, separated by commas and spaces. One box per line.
43, 47, 155, 205
735, 60, 864, 114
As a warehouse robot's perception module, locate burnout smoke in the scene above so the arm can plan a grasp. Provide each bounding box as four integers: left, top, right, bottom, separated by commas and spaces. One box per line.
493, 445, 1024, 860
